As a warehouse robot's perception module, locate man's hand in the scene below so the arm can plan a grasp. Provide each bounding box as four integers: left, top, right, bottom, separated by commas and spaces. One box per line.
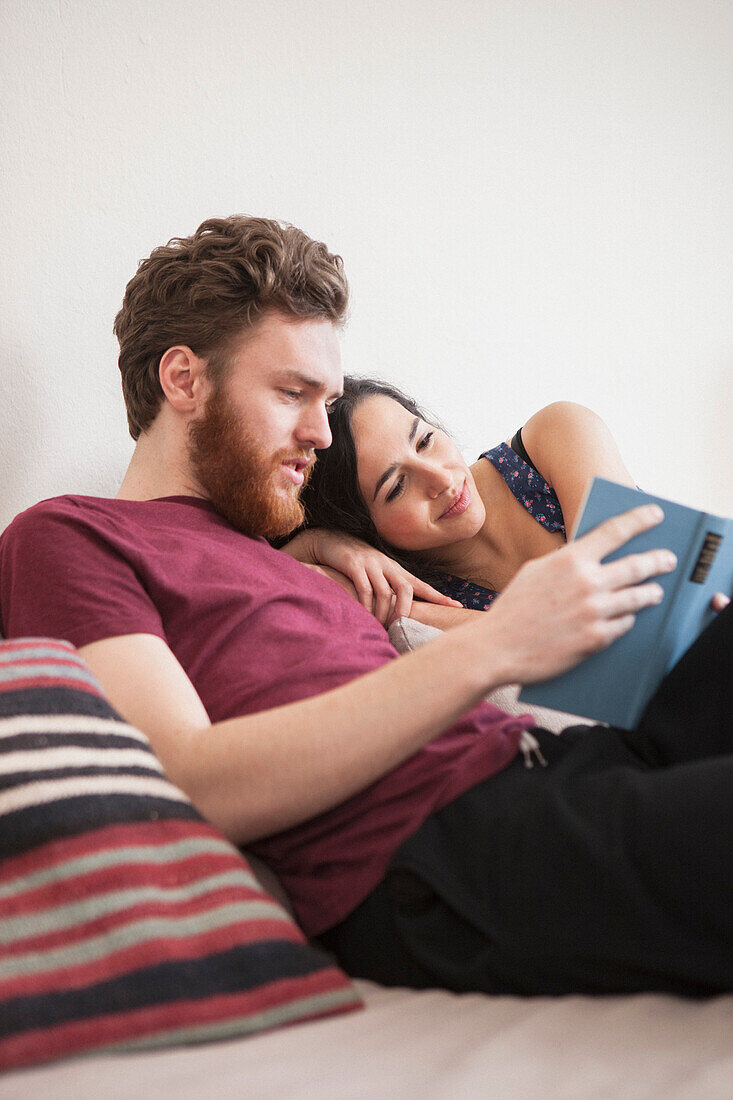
484, 504, 677, 686
281, 528, 461, 625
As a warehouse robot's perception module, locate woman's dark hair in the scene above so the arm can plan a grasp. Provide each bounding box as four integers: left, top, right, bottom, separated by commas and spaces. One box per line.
301, 376, 445, 581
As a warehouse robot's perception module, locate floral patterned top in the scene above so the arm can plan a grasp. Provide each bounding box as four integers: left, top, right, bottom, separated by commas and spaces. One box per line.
429, 442, 566, 610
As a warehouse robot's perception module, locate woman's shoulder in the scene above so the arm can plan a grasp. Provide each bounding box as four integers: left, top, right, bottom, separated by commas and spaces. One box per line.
479, 440, 566, 536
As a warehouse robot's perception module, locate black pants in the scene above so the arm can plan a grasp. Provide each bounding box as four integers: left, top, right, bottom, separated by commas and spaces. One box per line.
319, 604, 733, 996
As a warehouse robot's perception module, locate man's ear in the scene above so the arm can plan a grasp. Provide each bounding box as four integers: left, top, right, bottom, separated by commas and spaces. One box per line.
159, 347, 208, 416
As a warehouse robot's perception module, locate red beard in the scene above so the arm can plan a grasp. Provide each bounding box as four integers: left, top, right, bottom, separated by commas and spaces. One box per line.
188, 386, 312, 538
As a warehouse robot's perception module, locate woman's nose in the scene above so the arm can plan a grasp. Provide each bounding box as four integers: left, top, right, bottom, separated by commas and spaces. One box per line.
422, 462, 453, 497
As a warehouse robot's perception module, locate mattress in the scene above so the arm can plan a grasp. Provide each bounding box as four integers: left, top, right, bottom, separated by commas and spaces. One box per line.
2, 981, 732, 1099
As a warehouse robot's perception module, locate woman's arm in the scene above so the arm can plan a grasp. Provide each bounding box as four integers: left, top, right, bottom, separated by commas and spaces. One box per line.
281, 528, 461, 624
521, 403, 729, 615
518, 401, 636, 537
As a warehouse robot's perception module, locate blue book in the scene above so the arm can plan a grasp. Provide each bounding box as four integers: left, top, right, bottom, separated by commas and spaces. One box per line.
518, 478, 733, 729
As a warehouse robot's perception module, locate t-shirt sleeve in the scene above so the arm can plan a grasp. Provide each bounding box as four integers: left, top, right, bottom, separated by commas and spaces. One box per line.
0, 500, 166, 648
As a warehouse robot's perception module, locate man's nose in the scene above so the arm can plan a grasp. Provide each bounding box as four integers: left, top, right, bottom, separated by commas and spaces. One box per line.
295, 403, 332, 451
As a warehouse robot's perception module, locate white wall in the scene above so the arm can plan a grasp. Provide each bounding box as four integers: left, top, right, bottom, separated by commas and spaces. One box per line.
2, 0, 731, 532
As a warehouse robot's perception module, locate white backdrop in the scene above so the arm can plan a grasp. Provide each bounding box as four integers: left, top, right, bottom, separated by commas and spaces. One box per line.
1, 0, 731, 532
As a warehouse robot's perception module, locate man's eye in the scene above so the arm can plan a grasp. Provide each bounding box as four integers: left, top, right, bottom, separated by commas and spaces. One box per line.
385, 478, 404, 503
417, 431, 434, 451
281, 390, 301, 400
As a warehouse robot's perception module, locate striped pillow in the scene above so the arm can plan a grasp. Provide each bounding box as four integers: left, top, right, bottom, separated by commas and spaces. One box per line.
0, 639, 361, 1070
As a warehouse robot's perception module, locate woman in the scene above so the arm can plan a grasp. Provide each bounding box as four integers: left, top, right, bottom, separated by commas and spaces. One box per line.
296, 381, 733, 997
300, 377, 637, 615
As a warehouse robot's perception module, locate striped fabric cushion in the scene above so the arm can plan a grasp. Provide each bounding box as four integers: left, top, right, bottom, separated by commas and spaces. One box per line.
0, 639, 361, 1070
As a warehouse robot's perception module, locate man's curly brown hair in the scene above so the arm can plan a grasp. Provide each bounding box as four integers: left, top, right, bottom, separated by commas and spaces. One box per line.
114, 215, 349, 440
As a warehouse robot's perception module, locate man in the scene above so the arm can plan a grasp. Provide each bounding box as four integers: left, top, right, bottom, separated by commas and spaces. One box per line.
1, 216, 731, 996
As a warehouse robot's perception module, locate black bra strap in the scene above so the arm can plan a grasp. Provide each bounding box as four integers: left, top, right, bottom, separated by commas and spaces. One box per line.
509, 427, 539, 474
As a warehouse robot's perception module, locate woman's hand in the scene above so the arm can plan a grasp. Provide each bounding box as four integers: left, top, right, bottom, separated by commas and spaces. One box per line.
281, 528, 462, 625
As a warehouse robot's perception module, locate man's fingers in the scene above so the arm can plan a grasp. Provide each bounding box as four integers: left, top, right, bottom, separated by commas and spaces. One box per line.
602, 547, 677, 590
604, 581, 665, 617
602, 613, 638, 646
579, 504, 665, 560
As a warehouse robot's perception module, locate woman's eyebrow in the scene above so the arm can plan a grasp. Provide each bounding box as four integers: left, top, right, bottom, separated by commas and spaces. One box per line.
372, 418, 419, 501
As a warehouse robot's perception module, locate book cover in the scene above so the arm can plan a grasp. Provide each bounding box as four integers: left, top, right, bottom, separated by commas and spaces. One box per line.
518, 479, 733, 729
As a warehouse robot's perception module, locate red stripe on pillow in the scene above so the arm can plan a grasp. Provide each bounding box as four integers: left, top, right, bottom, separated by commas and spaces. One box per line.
0, 917, 309, 1000
0, 820, 224, 884
1, 886, 302, 958
1, 655, 99, 670
0, 966, 358, 1069
3, 850, 255, 916
0, 675, 107, 697
0, 640, 77, 657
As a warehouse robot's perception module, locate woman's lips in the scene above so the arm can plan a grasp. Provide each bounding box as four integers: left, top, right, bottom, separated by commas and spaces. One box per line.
440, 481, 470, 519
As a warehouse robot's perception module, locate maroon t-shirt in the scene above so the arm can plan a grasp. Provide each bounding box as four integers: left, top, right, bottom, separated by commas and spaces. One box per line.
0, 495, 527, 935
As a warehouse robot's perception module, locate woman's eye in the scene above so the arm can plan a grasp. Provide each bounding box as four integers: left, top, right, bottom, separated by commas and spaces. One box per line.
385, 478, 404, 503
417, 431, 434, 452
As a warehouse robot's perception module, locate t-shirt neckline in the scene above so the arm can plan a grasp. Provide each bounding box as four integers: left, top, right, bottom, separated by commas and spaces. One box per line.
151, 495, 218, 510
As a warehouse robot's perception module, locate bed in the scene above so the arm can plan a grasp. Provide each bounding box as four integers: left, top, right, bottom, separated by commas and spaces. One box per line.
3, 978, 733, 1099
0, 624, 730, 1099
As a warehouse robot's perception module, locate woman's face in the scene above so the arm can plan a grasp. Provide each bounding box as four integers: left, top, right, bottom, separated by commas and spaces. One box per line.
351, 395, 486, 552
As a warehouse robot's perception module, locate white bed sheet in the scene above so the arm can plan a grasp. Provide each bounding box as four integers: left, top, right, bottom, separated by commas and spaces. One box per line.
2, 981, 732, 1099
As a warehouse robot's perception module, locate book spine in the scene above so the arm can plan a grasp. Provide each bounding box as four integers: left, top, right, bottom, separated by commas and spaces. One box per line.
627, 512, 707, 721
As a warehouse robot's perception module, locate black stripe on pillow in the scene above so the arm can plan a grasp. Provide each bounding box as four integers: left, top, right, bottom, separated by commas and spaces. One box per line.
0, 685, 123, 720
0, 731, 157, 753
0, 765, 170, 793
0, 795, 201, 862
0, 941, 335, 1038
